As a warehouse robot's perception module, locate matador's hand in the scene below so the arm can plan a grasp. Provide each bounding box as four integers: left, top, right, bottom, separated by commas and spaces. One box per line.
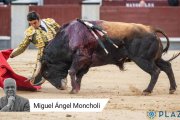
9, 54, 15, 58
7, 96, 15, 107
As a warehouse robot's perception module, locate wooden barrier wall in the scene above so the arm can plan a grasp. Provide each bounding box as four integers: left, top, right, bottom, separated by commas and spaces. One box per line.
100, 6, 180, 37
102, 0, 169, 6
0, 6, 10, 36
0, 5, 179, 37
29, 5, 81, 25
44, 0, 81, 5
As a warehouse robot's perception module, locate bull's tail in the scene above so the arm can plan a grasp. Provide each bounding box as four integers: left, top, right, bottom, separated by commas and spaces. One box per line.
155, 28, 170, 53
168, 52, 180, 62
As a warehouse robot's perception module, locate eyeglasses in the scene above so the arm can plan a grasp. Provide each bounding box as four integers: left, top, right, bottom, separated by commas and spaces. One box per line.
5, 86, 15, 89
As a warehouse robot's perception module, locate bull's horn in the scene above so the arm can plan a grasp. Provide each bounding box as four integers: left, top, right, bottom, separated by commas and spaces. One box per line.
32, 78, 46, 86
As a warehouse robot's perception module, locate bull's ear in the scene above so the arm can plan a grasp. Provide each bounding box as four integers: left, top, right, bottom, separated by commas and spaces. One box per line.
44, 70, 49, 78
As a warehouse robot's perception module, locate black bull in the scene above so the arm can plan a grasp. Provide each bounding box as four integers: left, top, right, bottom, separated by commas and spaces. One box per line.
36, 20, 180, 95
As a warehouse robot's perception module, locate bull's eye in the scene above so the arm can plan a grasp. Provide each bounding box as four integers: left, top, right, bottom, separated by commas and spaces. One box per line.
44, 71, 49, 78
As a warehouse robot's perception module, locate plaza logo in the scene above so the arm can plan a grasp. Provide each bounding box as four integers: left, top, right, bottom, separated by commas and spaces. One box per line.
147, 110, 180, 119
147, 110, 156, 119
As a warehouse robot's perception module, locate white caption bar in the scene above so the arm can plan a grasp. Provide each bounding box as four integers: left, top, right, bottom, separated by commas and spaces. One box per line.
29, 99, 109, 112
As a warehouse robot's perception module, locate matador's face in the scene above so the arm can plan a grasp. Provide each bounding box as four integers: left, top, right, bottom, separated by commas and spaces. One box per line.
29, 19, 40, 29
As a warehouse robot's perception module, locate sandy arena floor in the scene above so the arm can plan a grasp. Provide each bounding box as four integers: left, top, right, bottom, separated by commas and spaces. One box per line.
0, 49, 180, 120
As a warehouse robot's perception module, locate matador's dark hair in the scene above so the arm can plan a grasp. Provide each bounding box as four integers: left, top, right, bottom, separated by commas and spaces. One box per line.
27, 11, 40, 21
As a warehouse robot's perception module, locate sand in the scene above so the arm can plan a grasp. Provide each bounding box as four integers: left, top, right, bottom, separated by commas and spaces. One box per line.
0, 49, 180, 120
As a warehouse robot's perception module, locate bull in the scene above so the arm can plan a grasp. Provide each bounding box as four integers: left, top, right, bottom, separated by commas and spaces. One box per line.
32, 19, 180, 95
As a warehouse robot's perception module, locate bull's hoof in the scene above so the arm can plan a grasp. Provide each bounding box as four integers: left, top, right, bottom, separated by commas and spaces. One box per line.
169, 89, 176, 94
69, 89, 79, 94
60, 78, 67, 90
60, 86, 67, 90
57, 84, 67, 90
142, 91, 151, 96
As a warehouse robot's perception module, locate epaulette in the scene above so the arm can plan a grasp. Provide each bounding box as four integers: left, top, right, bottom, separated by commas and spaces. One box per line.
43, 18, 56, 25
24, 26, 35, 36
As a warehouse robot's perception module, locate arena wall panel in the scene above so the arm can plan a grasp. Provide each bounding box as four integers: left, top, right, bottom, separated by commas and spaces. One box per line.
29, 5, 81, 25
0, 6, 10, 36
100, 6, 180, 37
